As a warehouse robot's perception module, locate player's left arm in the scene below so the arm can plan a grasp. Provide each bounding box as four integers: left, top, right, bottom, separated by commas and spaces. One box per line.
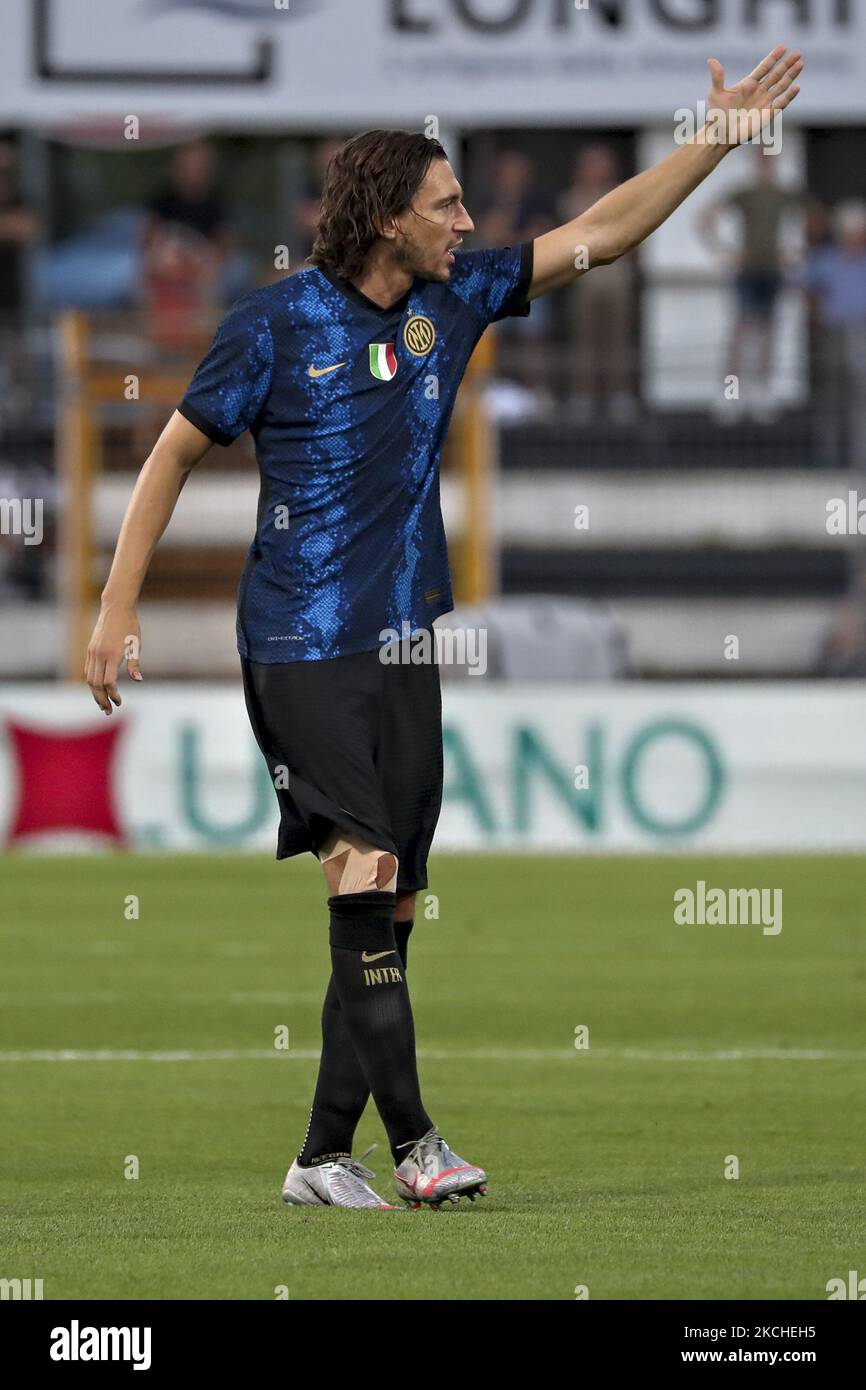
528, 44, 804, 299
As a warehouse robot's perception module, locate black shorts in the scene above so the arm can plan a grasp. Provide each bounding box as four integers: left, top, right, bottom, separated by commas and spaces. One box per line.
735, 271, 782, 319
241, 642, 443, 894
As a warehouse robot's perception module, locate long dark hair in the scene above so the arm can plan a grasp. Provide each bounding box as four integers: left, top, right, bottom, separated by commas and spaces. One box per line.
310, 130, 447, 280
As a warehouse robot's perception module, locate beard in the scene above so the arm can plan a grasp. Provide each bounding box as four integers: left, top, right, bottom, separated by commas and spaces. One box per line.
393, 230, 451, 284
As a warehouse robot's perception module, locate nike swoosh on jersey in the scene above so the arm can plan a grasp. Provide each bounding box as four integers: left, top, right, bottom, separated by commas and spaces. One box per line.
360, 950, 396, 963
308, 361, 348, 378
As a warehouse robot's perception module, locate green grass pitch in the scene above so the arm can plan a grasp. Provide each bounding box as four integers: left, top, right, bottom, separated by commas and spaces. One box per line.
1, 853, 864, 1301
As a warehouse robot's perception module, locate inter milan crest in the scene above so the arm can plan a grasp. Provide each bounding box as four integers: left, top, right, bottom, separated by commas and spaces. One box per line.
403, 315, 436, 357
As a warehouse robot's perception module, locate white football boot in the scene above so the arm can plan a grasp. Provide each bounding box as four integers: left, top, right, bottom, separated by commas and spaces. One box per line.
282, 1146, 398, 1209
393, 1126, 488, 1209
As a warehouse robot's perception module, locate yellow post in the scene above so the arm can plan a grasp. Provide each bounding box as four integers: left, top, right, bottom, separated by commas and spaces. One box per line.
58, 311, 99, 681
457, 329, 496, 603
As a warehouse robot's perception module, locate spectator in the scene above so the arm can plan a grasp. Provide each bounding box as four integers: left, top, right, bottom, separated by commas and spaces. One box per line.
294, 138, 346, 264
803, 196, 833, 256
476, 149, 555, 414
0, 132, 40, 438
142, 140, 233, 350
700, 147, 803, 422
817, 557, 866, 677
559, 143, 638, 424
801, 200, 866, 470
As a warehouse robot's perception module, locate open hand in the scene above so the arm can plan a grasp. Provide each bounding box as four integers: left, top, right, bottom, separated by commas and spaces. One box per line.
707, 44, 804, 145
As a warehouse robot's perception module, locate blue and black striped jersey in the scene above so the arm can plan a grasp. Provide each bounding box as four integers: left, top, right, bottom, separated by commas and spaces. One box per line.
178, 242, 533, 662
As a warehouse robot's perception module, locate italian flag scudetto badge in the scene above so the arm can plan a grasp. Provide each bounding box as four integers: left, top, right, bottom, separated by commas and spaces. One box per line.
369, 343, 398, 381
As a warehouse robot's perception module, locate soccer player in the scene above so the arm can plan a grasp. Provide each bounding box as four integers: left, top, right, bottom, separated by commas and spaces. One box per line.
86, 47, 802, 1208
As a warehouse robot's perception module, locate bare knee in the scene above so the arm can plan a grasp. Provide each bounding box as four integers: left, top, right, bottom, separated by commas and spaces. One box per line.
319, 829, 398, 895
395, 891, 416, 922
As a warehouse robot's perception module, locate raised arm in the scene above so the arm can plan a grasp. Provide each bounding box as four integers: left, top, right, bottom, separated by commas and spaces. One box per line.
529, 45, 803, 298
85, 411, 213, 713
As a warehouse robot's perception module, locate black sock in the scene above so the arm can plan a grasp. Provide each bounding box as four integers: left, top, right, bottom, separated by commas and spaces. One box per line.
296, 973, 370, 1166
298, 919, 415, 1165
297, 918, 415, 1167
327, 893, 431, 1162
394, 918, 413, 968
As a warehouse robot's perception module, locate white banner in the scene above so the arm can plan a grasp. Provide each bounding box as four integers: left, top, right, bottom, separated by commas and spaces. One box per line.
0, 682, 863, 853
0, 0, 863, 127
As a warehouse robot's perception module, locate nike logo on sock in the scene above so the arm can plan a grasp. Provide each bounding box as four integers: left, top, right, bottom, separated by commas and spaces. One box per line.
361, 950, 396, 963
